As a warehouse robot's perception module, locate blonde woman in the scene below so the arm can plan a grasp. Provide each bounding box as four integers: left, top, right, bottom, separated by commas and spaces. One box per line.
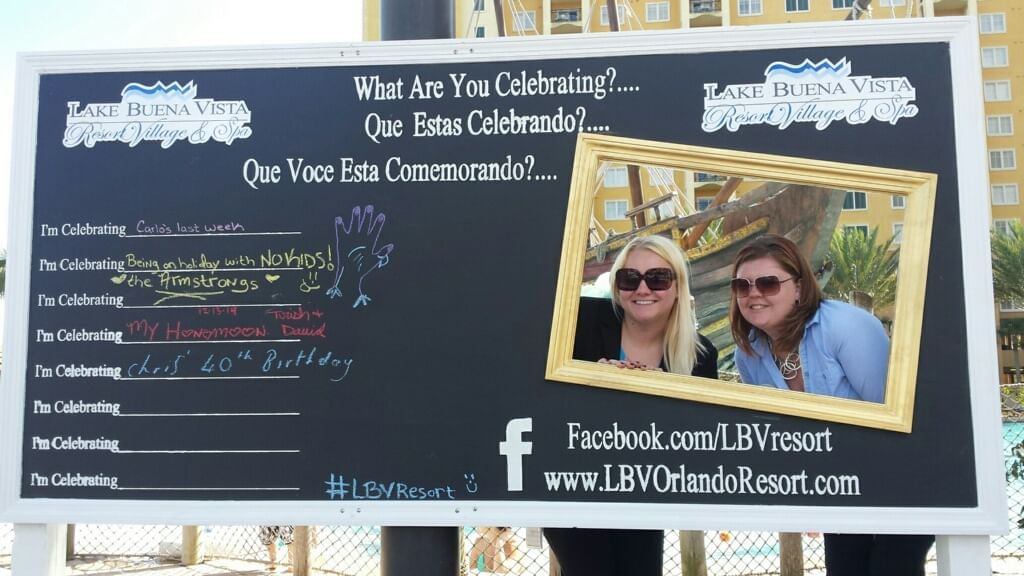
546, 235, 718, 576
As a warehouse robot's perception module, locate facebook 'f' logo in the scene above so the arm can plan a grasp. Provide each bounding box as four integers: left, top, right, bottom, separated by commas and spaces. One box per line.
499, 417, 533, 491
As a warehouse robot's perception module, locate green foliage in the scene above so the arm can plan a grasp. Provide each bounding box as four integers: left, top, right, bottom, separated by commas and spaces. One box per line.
823, 227, 899, 309
992, 221, 1024, 306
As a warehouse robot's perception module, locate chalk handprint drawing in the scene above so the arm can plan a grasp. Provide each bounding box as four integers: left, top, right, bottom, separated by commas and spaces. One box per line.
327, 205, 394, 308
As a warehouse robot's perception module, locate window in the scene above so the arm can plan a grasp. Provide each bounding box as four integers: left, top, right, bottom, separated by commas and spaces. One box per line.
985, 80, 1012, 102
553, 9, 580, 22
605, 200, 629, 220
832, 0, 855, 8
1001, 300, 1024, 312
738, 0, 762, 15
844, 224, 869, 236
980, 13, 1006, 34
600, 4, 627, 25
892, 223, 903, 245
982, 47, 1009, 68
988, 115, 1014, 136
842, 191, 867, 211
990, 149, 1017, 171
603, 167, 628, 187
512, 10, 536, 32
647, 167, 673, 186
646, 2, 670, 22
475, 27, 486, 38
473, 0, 485, 10
879, 0, 905, 6
891, 195, 906, 209
786, 0, 809, 12
694, 172, 725, 183
691, 0, 719, 13
995, 218, 1019, 237
993, 184, 1020, 205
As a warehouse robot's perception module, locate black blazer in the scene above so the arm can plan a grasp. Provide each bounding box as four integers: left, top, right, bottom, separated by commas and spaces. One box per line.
572, 296, 718, 378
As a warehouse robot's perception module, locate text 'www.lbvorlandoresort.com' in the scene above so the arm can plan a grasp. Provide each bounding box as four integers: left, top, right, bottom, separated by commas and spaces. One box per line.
541, 421, 862, 497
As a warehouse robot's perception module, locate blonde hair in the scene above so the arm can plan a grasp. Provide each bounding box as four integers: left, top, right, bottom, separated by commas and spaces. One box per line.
610, 235, 703, 375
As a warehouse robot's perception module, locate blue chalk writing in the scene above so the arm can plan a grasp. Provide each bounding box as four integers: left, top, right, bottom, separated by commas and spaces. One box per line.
464, 473, 479, 494
327, 205, 395, 308
325, 473, 456, 500
261, 347, 353, 382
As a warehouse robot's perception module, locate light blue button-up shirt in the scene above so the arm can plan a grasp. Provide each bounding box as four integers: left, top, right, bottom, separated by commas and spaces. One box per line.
735, 300, 889, 403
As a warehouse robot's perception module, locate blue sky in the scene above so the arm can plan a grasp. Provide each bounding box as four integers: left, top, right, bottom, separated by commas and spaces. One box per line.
0, 0, 364, 250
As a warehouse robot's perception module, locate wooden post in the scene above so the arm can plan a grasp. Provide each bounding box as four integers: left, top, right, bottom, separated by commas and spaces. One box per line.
292, 526, 312, 576
778, 532, 803, 576
181, 526, 202, 565
64, 524, 74, 561
627, 165, 645, 228
492, 0, 506, 36
605, 0, 620, 31
684, 177, 741, 250
678, 530, 707, 576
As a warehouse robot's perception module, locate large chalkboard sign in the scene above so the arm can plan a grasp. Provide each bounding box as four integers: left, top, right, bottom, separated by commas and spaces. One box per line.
0, 18, 1007, 533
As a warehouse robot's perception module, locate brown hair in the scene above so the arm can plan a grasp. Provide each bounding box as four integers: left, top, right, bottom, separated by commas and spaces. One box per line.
728, 234, 823, 355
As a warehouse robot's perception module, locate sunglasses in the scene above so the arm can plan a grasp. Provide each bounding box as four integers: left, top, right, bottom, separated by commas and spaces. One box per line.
615, 268, 675, 291
730, 275, 797, 298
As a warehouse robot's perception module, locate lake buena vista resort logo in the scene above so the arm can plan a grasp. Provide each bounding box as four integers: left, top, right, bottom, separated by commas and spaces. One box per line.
702, 58, 918, 133
64, 81, 252, 148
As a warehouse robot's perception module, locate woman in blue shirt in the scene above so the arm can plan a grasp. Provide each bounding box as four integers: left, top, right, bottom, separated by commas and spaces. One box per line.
728, 234, 932, 576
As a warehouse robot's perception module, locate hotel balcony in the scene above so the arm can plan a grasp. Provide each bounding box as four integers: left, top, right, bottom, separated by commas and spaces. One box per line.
931, 0, 968, 16
690, 0, 722, 28
551, 8, 583, 34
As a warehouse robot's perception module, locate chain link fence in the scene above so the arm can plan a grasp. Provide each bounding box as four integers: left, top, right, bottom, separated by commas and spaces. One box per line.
1, 523, 12, 570
996, 419, 1024, 559
2, 422, 1022, 574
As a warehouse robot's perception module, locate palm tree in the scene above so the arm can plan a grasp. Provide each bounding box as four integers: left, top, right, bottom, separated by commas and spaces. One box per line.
993, 222, 1024, 392
992, 221, 1024, 307
822, 227, 899, 311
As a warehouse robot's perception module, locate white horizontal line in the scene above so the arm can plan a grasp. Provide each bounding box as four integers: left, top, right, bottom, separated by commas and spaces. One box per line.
119, 267, 301, 273
120, 376, 298, 380
120, 303, 301, 309
118, 449, 300, 454
123, 232, 301, 238
115, 483, 301, 487
117, 412, 300, 417
118, 339, 300, 345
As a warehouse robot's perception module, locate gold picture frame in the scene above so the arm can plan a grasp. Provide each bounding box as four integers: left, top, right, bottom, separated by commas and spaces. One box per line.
546, 134, 936, 432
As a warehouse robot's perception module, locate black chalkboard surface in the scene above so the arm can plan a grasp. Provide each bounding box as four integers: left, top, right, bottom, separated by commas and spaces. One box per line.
0, 22, 1007, 532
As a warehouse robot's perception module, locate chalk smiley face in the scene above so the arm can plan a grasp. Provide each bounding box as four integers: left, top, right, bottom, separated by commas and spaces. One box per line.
464, 473, 479, 494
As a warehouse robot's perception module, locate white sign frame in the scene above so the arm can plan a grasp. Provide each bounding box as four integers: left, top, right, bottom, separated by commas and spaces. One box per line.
0, 18, 1006, 545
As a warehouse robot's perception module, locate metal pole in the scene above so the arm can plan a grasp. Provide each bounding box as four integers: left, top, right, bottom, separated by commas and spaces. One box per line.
382, 527, 461, 575
379, 1, 460, 574
381, 0, 454, 40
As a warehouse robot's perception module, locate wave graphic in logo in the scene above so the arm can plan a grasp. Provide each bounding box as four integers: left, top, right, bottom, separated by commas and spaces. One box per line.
120, 81, 197, 101
764, 58, 850, 80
